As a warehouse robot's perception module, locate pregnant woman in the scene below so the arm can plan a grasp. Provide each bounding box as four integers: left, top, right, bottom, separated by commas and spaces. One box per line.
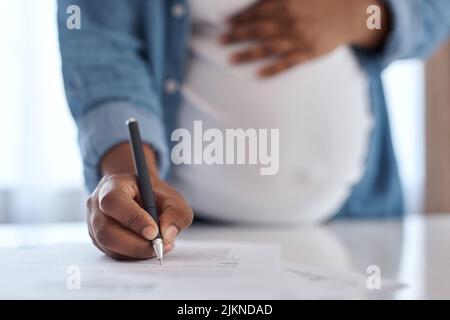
58, 0, 450, 259
170, 0, 372, 224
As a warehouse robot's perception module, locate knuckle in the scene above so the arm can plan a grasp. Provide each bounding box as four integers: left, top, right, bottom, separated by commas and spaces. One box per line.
86, 195, 94, 209
99, 190, 121, 212
86, 197, 95, 221
95, 223, 112, 248
85, 194, 97, 215
90, 209, 103, 227
125, 211, 145, 230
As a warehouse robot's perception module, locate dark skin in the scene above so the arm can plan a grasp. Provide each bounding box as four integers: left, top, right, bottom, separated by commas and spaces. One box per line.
221, 0, 390, 77
87, 0, 390, 260
87, 144, 193, 260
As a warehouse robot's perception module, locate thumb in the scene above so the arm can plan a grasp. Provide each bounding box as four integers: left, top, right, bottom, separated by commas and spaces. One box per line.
98, 178, 159, 240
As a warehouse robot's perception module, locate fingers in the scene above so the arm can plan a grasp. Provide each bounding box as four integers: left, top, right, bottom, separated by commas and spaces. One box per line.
105, 241, 175, 261
98, 175, 159, 241
229, 38, 314, 76
89, 203, 177, 260
230, 1, 286, 24
258, 52, 314, 77
88, 209, 175, 261
221, 21, 285, 44
87, 174, 193, 260
154, 186, 194, 245
90, 206, 154, 259
230, 38, 296, 63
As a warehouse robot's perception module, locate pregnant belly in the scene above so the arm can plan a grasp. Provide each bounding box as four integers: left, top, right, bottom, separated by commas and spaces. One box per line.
170, 41, 373, 224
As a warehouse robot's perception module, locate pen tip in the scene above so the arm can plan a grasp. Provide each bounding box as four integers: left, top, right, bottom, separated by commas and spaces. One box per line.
159, 259, 162, 265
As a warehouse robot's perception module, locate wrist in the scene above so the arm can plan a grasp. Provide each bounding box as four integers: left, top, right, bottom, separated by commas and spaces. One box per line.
100, 143, 160, 180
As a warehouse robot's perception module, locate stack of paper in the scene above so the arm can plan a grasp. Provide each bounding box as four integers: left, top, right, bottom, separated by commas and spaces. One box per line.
0, 241, 403, 299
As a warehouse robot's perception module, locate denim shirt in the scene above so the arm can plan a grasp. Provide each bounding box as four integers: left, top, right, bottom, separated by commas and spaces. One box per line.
57, 0, 450, 218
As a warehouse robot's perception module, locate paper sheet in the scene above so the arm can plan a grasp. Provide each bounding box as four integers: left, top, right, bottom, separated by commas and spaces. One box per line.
0, 241, 404, 299
282, 261, 406, 299
0, 241, 282, 299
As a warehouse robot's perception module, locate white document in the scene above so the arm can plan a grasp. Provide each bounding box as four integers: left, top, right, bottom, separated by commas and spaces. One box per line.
0, 241, 404, 299
0, 241, 282, 299
282, 262, 405, 299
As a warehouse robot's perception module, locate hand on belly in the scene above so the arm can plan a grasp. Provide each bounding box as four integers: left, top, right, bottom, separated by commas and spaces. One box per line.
220, 0, 389, 77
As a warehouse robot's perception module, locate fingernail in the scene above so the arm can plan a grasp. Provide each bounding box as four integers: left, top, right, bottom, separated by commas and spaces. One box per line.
142, 227, 157, 240
163, 225, 179, 243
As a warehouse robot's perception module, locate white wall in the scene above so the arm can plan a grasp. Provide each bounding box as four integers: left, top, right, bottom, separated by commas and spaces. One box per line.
0, 0, 85, 222
383, 61, 425, 214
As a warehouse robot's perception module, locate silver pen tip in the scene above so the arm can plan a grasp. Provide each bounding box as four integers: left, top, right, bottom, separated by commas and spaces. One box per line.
159, 259, 162, 265
152, 238, 164, 263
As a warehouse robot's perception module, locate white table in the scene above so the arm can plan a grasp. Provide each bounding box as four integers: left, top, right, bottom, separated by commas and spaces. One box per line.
1, 214, 449, 299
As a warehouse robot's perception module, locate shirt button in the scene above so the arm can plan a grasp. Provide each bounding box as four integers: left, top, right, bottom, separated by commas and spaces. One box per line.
165, 79, 179, 94
171, 3, 186, 18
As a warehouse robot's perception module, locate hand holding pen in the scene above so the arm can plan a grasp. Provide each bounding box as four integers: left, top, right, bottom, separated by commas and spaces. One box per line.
84, 122, 193, 261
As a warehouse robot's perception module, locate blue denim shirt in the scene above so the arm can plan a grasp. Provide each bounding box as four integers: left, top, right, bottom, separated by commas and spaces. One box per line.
57, 0, 450, 218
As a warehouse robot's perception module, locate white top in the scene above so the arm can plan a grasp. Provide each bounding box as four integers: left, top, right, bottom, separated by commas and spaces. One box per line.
169, 0, 373, 224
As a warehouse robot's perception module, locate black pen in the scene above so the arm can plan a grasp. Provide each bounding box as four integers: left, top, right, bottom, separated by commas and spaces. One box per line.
126, 118, 164, 264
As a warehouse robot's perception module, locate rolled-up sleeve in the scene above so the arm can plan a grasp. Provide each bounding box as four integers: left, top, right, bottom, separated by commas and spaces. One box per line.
57, 0, 169, 192
356, 0, 450, 68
